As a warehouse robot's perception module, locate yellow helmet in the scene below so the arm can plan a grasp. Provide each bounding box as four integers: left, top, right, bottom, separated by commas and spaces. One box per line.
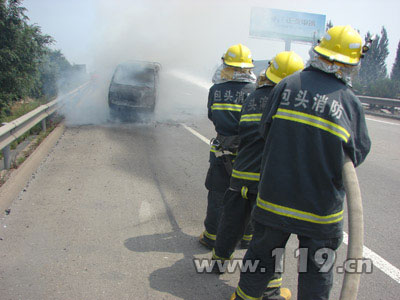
266, 51, 304, 84
314, 25, 362, 65
223, 44, 254, 68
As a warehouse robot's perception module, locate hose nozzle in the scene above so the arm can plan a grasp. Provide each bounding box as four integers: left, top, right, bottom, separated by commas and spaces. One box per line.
362, 34, 377, 55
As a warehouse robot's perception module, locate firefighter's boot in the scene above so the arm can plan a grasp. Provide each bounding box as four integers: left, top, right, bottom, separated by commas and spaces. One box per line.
263, 287, 291, 300
199, 232, 214, 250
230, 288, 291, 300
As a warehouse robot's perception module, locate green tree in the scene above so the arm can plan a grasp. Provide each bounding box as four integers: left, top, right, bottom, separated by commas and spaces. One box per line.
356, 27, 389, 89
0, 0, 52, 115
38, 49, 72, 98
391, 40, 400, 82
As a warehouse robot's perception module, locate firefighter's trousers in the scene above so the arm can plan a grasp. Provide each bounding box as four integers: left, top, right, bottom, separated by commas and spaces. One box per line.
203, 156, 230, 246
214, 189, 256, 259
203, 155, 252, 247
214, 190, 281, 298
237, 221, 342, 300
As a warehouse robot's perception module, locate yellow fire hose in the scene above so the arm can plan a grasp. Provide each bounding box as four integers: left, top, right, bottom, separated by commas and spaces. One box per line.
340, 155, 364, 300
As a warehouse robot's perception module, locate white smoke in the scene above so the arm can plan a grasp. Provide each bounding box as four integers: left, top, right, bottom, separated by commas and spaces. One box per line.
62, 0, 314, 125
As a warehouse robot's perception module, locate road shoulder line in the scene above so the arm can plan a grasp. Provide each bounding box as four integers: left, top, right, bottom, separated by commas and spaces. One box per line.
366, 117, 400, 126
180, 123, 210, 144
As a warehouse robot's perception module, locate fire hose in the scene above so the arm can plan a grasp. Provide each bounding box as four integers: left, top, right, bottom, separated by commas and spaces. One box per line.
340, 155, 364, 300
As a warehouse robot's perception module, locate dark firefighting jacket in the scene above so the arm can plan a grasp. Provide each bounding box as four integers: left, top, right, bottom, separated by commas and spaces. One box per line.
230, 85, 274, 196
207, 81, 256, 157
254, 66, 371, 239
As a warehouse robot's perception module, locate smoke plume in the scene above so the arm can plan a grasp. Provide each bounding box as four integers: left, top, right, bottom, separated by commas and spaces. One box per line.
63, 0, 310, 125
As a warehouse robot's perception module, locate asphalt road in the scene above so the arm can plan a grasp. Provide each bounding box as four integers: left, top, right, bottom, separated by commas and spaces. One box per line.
0, 78, 400, 299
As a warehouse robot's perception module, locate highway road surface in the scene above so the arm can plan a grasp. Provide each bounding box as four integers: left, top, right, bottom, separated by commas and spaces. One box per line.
0, 78, 400, 299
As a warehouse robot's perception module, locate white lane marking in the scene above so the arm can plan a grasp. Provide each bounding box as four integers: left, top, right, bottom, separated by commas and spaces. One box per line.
366, 117, 400, 126
180, 123, 210, 145
182, 123, 400, 285
343, 232, 400, 284
139, 200, 152, 223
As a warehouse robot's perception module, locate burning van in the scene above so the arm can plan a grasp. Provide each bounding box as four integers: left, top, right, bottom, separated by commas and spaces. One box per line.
108, 61, 161, 118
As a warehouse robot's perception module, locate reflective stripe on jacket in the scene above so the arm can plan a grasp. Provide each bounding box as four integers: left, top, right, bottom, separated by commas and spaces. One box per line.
211, 103, 242, 112
231, 169, 260, 181
273, 108, 350, 142
257, 195, 344, 224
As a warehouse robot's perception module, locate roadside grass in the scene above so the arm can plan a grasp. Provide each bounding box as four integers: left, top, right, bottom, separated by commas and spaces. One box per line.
0, 98, 47, 123
0, 98, 53, 159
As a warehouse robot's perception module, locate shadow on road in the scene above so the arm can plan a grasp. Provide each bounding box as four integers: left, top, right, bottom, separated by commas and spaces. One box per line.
124, 230, 233, 300
105, 122, 233, 299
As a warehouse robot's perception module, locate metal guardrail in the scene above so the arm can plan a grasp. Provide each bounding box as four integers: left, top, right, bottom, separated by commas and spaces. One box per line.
357, 95, 400, 108
0, 82, 90, 169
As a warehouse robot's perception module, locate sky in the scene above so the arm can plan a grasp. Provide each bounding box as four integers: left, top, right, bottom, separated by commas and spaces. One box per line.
23, 0, 400, 78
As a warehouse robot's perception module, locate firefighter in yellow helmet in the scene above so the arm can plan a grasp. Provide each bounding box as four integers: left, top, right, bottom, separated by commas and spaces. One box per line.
232, 25, 371, 300
200, 44, 256, 249
210, 51, 304, 300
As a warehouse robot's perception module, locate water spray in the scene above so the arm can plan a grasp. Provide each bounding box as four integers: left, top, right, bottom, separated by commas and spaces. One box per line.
168, 70, 211, 91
